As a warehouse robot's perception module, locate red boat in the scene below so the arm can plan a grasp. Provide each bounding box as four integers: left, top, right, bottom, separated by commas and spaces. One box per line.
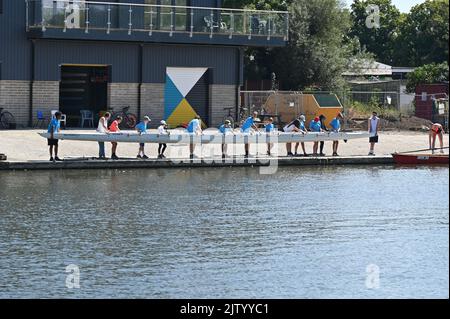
392, 153, 449, 165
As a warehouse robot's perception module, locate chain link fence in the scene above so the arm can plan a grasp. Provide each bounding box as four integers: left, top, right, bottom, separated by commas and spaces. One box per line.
241, 90, 405, 117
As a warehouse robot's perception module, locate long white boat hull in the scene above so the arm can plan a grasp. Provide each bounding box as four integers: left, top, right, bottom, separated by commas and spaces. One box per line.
39, 131, 370, 144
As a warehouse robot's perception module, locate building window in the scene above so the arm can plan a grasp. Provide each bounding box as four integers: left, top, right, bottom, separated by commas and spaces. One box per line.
0, 0, 3, 14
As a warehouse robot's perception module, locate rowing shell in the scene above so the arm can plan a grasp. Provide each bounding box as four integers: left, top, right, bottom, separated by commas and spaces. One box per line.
39, 131, 370, 144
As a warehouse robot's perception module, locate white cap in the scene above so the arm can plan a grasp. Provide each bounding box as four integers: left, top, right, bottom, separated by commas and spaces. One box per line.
299, 115, 306, 121
144, 116, 151, 121
160, 120, 167, 125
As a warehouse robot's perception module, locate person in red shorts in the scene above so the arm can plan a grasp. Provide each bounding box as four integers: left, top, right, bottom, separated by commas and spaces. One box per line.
109, 116, 122, 160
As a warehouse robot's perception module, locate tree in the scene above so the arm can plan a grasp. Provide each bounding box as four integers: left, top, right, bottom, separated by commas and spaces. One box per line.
395, 0, 449, 66
406, 62, 449, 93
229, 0, 374, 91
269, 0, 357, 91
349, 0, 401, 65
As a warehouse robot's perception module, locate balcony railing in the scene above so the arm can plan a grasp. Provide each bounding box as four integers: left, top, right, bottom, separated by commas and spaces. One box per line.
26, 0, 289, 42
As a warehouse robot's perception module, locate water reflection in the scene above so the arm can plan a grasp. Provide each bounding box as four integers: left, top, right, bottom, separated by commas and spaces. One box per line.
0, 166, 448, 298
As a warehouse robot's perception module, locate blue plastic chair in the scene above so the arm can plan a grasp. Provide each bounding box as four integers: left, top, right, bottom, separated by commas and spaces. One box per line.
34, 110, 46, 128
80, 110, 94, 128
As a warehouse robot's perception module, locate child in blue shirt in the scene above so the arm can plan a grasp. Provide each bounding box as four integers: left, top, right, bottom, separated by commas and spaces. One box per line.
329, 112, 344, 156
187, 115, 203, 159
309, 117, 323, 156
47, 112, 62, 162
265, 117, 275, 156
136, 116, 151, 159
241, 111, 259, 158
219, 120, 233, 158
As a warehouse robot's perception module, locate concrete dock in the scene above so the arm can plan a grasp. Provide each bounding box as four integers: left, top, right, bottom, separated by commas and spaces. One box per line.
0, 155, 395, 171
0, 129, 448, 170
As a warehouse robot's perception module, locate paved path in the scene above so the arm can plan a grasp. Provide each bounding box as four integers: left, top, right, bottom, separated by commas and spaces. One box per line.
0, 129, 448, 162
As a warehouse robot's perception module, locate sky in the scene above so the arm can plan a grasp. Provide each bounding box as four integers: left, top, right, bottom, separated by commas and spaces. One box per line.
344, 0, 425, 12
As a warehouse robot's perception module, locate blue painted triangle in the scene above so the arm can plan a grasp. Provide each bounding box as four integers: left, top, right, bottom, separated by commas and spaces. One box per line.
164, 75, 184, 120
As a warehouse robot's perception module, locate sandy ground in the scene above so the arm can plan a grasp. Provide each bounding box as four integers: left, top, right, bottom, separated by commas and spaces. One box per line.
0, 129, 448, 162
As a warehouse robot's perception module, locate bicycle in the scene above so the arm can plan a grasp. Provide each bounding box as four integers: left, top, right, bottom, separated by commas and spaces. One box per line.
110, 106, 138, 129
0, 108, 16, 130
222, 106, 248, 128
223, 107, 236, 128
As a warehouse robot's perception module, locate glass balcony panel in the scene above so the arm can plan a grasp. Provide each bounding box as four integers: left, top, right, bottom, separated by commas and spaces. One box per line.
144, 8, 158, 32
274, 13, 287, 37
27, 0, 289, 42
88, 4, 109, 30
42, 0, 65, 28
232, 12, 246, 35
220, 11, 233, 34
174, 0, 187, 31
174, 9, 187, 31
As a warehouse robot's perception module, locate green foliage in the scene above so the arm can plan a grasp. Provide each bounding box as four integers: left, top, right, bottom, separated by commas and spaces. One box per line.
349, 0, 401, 65
269, 0, 355, 91
222, 0, 289, 11
405, 62, 449, 93
395, 0, 449, 66
349, 100, 400, 121
233, 0, 449, 90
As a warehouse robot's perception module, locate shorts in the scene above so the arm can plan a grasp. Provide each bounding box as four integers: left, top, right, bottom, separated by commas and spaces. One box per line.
140, 143, 145, 147
369, 136, 379, 143
47, 138, 58, 146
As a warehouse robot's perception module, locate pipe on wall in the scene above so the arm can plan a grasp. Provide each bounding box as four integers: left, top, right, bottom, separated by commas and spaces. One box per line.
138, 43, 143, 120
29, 40, 36, 128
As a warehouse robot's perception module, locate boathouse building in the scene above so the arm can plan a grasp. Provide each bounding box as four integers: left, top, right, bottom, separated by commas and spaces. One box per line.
0, 0, 288, 127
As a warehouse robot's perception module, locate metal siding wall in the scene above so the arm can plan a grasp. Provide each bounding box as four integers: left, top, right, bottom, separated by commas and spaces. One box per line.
143, 44, 238, 85
190, 0, 219, 7
34, 40, 139, 82
0, 0, 31, 80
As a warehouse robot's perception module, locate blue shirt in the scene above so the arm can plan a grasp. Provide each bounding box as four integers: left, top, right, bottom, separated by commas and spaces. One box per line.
136, 122, 147, 133
309, 120, 321, 132
219, 124, 233, 134
187, 119, 200, 133
265, 123, 275, 133
241, 117, 255, 132
300, 121, 306, 131
330, 118, 341, 131
47, 118, 60, 133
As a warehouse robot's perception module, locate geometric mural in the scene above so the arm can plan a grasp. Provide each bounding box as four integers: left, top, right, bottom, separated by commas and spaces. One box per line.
164, 67, 208, 128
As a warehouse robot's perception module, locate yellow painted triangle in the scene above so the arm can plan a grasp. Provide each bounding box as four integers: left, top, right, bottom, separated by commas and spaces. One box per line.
167, 99, 199, 128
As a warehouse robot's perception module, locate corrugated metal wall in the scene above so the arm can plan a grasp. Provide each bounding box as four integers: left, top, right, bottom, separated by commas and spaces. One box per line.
0, 0, 32, 80
35, 40, 140, 82
142, 44, 238, 84
34, 41, 239, 84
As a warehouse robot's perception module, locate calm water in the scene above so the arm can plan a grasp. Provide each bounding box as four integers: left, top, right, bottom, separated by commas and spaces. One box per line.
0, 166, 448, 299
